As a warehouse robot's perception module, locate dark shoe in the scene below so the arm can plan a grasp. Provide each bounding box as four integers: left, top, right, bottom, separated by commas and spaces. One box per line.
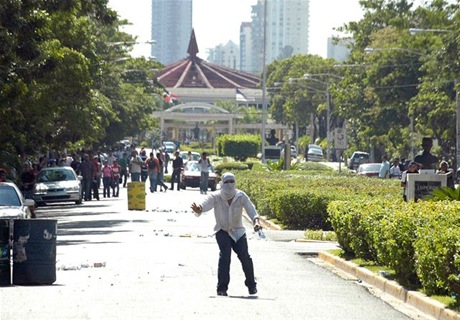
217, 290, 228, 296
248, 286, 257, 295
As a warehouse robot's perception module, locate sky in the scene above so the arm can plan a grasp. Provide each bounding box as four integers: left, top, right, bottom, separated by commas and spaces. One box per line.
107, 0, 365, 60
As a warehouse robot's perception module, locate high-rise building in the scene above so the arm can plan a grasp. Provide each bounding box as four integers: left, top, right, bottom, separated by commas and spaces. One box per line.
151, 0, 192, 65
327, 37, 352, 62
239, 22, 253, 73
250, 0, 310, 74
207, 41, 240, 70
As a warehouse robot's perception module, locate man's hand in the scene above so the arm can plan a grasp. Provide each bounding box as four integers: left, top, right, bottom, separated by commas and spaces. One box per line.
190, 202, 202, 216
253, 219, 262, 232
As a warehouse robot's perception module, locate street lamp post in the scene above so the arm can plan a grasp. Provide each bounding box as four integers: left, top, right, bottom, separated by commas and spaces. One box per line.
261, 0, 268, 163
303, 74, 343, 162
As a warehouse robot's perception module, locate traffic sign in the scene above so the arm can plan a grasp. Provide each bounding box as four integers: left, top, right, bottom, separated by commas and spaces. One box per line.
334, 128, 347, 149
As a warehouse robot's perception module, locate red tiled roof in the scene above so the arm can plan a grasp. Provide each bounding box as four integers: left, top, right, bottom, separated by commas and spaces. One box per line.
155, 29, 260, 89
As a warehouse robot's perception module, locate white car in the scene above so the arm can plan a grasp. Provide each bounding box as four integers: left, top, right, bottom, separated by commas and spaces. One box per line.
0, 182, 35, 219
162, 141, 178, 153
305, 144, 324, 162
179, 151, 200, 162
33, 167, 83, 206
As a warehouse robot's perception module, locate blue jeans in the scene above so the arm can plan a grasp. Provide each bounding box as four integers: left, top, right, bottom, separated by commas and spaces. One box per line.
170, 168, 181, 190
131, 172, 140, 182
103, 177, 111, 197
112, 176, 120, 196
83, 177, 92, 200
200, 171, 209, 192
215, 230, 256, 292
148, 172, 158, 192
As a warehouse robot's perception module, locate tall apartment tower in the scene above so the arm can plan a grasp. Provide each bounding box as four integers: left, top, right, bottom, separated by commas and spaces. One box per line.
151, 0, 192, 65
207, 41, 240, 69
250, 0, 310, 74
327, 37, 352, 62
239, 22, 252, 73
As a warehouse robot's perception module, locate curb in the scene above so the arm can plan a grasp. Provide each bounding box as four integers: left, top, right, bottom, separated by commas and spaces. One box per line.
318, 251, 460, 320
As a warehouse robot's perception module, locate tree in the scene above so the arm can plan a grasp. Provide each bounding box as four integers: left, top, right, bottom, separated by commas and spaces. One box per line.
0, 0, 165, 158
265, 54, 338, 144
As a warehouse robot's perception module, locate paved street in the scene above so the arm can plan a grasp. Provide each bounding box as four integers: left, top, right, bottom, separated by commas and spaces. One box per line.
0, 183, 428, 319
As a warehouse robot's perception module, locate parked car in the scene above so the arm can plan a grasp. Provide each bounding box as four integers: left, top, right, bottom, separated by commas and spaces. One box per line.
356, 163, 381, 177
179, 151, 200, 162
305, 144, 324, 162
162, 141, 178, 153
180, 160, 217, 191
0, 182, 35, 219
280, 145, 298, 158
33, 167, 83, 206
348, 151, 370, 170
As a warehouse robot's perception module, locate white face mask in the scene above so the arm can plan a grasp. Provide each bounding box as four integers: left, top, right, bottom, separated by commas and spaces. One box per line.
220, 182, 236, 200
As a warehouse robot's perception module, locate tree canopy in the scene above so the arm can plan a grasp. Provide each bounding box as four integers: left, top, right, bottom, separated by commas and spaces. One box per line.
0, 0, 163, 157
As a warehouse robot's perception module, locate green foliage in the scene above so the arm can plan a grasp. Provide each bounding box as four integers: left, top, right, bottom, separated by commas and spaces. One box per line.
236, 170, 401, 230
213, 162, 249, 175
265, 159, 284, 171
328, 198, 460, 295
271, 190, 332, 230
296, 161, 333, 171
216, 134, 260, 160
414, 203, 460, 296
426, 186, 460, 201
0, 0, 163, 155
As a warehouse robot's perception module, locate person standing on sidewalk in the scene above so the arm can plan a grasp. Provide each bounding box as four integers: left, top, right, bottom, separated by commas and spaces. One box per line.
198, 152, 211, 194
80, 154, 95, 201
129, 150, 142, 182
102, 160, 112, 198
111, 159, 121, 197
118, 152, 129, 188
155, 152, 169, 192
190, 172, 262, 296
170, 151, 183, 191
146, 152, 159, 193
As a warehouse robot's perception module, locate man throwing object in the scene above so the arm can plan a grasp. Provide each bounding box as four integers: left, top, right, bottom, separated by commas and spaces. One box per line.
191, 172, 262, 296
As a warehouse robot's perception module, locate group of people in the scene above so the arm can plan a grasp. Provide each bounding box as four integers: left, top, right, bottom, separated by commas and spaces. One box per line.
389, 137, 455, 201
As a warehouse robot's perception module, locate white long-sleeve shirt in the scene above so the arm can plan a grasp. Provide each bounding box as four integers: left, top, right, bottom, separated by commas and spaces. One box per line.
197, 190, 259, 242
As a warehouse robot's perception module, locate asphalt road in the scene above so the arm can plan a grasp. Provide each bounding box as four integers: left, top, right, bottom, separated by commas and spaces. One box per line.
0, 182, 430, 320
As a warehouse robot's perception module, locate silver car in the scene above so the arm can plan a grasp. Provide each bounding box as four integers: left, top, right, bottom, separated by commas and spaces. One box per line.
305, 144, 324, 162
0, 182, 35, 219
33, 167, 83, 206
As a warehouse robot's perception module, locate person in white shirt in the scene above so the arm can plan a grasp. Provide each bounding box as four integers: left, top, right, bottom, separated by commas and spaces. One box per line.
379, 155, 390, 179
401, 161, 419, 201
191, 172, 262, 297
129, 150, 143, 182
198, 152, 211, 194
389, 159, 401, 179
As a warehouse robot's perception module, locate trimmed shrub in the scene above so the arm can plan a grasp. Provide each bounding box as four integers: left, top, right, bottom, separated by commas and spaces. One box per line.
271, 190, 332, 230
414, 202, 460, 296
214, 162, 249, 175
216, 134, 260, 160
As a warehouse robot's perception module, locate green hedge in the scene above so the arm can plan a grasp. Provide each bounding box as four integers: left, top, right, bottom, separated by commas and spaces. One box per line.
414, 203, 460, 296
328, 199, 460, 295
216, 134, 260, 160
236, 170, 401, 230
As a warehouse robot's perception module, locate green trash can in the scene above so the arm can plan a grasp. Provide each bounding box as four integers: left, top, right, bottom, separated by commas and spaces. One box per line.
12, 219, 57, 285
0, 219, 11, 286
